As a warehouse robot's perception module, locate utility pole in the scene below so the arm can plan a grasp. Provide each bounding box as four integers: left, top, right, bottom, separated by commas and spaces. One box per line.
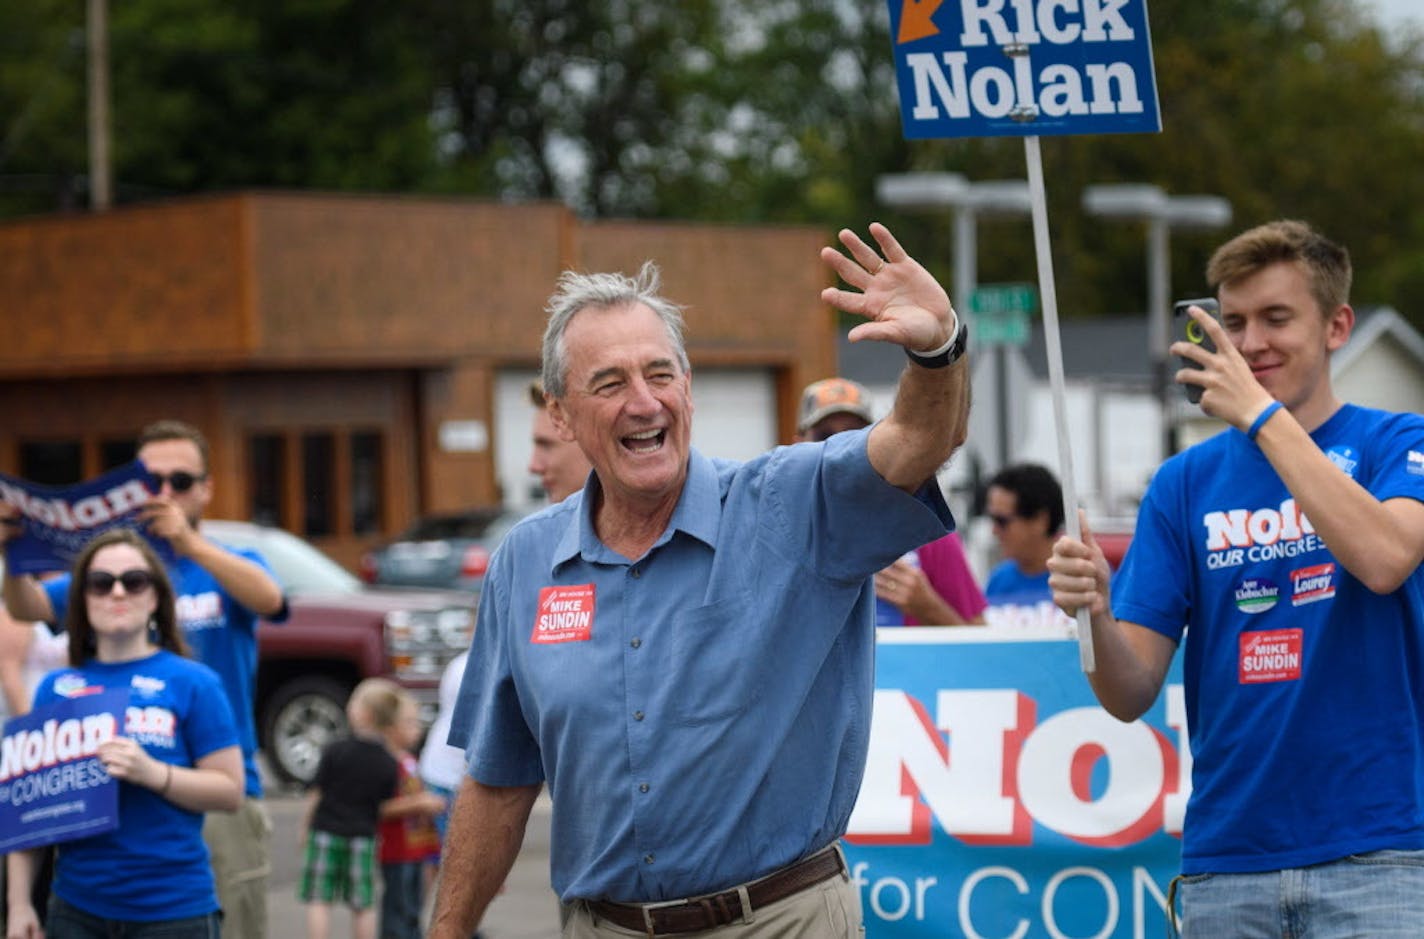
87, 0, 112, 210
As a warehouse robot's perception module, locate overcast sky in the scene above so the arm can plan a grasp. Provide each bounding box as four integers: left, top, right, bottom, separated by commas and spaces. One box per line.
1360, 0, 1423, 30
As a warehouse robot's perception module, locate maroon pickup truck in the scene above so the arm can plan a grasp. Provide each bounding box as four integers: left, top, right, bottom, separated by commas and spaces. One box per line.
203, 520, 475, 787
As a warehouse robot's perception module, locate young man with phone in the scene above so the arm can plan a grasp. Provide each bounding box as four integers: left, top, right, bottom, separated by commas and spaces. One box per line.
1049, 220, 1424, 936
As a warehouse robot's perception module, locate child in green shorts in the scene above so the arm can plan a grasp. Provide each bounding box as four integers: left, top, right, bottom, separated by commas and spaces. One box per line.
299, 678, 402, 939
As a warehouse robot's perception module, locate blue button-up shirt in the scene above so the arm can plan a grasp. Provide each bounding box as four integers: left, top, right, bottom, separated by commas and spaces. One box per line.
451, 429, 952, 901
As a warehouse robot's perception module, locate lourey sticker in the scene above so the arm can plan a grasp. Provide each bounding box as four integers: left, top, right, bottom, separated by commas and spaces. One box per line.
531, 584, 596, 644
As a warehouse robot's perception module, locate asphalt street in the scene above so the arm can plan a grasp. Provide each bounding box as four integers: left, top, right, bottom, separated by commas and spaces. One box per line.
264, 781, 560, 939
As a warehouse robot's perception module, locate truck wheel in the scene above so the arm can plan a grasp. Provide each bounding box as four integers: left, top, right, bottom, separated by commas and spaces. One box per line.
262, 676, 351, 787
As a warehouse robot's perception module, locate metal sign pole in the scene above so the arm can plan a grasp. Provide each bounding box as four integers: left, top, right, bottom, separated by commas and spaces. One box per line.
1023, 135, 1095, 672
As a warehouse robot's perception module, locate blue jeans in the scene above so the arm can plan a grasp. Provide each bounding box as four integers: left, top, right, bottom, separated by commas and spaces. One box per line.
1175, 849, 1424, 938
46, 895, 221, 939
379, 861, 425, 939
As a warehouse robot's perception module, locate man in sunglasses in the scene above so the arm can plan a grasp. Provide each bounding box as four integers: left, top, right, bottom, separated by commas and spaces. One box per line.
981, 462, 1072, 631
0, 419, 287, 939
795, 377, 985, 626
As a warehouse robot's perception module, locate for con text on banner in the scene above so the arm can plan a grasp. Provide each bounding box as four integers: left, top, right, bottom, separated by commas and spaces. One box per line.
846, 631, 1187, 938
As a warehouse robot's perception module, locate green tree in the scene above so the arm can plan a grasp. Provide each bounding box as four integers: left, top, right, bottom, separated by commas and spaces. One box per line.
0, 0, 438, 213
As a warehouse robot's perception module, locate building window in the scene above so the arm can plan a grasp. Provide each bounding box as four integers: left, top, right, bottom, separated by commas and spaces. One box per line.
249, 435, 286, 528
350, 431, 383, 536
302, 433, 336, 537
246, 427, 387, 539
101, 439, 137, 472
19, 440, 82, 485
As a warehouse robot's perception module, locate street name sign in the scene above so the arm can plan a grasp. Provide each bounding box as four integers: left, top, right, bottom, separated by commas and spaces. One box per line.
970, 282, 1038, 345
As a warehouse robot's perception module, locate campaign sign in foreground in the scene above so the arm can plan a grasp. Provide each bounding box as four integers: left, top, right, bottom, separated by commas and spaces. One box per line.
886, 0, 1161, 139
0, 689, 124, 853
847, 629, 1187, 938
0, 461, 161, 575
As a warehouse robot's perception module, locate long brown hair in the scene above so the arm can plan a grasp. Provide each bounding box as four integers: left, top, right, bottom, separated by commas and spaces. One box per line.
64, 528, 189, 665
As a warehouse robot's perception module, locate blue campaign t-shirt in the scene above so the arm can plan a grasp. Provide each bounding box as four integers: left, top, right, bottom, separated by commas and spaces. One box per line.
985, 560, 1050, 606
47, 545, 281, 798
1113, 403, 1424, 874
34, 650, 239, 921
984, 561, 1072, 631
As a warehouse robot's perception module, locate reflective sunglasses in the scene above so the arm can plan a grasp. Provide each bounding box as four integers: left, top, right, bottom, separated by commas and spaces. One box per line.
84, 569, 157, 597
149, 470, 206, 493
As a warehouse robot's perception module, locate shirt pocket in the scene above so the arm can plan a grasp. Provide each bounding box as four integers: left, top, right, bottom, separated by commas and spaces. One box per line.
666, 596, 761, 727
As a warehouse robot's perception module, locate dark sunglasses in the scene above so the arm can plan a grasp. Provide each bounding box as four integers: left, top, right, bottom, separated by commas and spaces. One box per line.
84, 569, 157, 597
149, 470, 206, 493
988, 513, 1016, 528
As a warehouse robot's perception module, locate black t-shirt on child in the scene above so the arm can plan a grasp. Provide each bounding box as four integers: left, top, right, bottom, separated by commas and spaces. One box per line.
310, 736, 400, 838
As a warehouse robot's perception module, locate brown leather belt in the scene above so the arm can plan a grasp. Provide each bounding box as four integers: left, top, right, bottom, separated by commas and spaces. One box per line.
587, 845, 845, 936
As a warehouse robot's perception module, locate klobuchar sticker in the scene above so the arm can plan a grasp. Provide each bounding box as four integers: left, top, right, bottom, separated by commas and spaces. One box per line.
1234, 577, 1278, 614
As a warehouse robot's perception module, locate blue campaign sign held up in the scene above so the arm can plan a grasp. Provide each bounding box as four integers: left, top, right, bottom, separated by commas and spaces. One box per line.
887, 0, 1161, 139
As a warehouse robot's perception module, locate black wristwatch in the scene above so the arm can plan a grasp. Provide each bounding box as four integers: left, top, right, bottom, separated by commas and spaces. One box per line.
905, 319, 968, 369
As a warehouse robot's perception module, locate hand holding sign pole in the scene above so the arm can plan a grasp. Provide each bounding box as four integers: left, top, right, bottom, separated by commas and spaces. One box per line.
886, 0, 1163, 671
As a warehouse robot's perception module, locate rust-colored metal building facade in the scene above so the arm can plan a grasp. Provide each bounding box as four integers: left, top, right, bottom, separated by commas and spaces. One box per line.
0, 193, 838, 567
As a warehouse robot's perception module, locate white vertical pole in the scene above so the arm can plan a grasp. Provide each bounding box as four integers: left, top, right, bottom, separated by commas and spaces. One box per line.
1023, 136, 1095, 672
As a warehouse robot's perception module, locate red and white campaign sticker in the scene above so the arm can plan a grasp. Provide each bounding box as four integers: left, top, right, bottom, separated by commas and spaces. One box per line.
530, 584, 596, 644
1238, 628, 1302, 684
1290, 563, 1335, 606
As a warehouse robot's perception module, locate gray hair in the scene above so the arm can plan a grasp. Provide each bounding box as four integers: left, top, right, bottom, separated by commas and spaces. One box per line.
540, 261, 690, 398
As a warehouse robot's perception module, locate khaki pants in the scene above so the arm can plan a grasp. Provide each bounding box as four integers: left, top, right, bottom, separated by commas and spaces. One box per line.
203, 798, 273, 939
565, 865, 863, 938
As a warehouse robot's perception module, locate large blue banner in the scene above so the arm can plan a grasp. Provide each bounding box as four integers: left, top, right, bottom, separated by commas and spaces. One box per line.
885, 0, 1161, 139
848, 629, 1187, 938
0, 462, 166, 575
0, 689, 124, 853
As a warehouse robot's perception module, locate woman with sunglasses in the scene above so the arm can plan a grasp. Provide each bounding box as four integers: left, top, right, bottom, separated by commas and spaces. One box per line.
5, 528, 242, 939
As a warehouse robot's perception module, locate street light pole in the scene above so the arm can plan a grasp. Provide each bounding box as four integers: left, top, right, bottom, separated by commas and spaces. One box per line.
876, 173, 1032, 473
87, 0, 112, 210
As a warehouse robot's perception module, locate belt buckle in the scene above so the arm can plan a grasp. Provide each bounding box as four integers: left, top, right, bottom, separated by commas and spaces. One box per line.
638, 896, 696, 936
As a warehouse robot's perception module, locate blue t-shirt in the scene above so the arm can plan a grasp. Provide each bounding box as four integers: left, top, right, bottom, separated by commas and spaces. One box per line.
984, 561, 1072, 631
985, 560, 1050, 605
452, 432, 953, 902
34, 650, 239, 921
1114, 404, 1424, 874
47, 545, 282, 798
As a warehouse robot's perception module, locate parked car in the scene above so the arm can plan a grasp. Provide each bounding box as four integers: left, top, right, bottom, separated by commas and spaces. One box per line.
202, 520, 475, 787
359, 507, 526, 592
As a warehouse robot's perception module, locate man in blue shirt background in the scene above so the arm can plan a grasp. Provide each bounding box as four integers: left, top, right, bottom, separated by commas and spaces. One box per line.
430, 222, 971, 938
982, 462, 1072, 631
